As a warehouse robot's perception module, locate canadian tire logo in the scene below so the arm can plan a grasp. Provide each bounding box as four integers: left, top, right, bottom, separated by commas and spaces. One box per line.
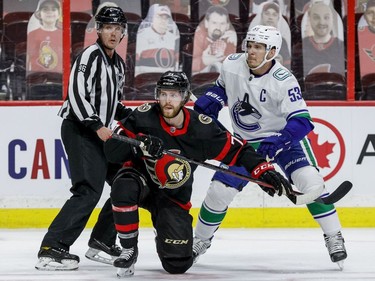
307, 118, 345, 181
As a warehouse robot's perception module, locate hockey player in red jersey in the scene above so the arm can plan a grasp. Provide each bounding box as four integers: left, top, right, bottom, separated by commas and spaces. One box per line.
104, 71, 293, 277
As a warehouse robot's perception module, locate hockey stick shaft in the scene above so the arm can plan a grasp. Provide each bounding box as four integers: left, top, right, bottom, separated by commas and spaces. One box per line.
111, 133, 274, 188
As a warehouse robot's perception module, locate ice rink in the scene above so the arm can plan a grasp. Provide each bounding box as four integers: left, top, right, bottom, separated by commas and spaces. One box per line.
1, 228, 374, 281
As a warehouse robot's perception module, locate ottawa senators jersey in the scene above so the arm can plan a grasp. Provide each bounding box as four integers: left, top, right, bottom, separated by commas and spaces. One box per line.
105, 102, 266, 204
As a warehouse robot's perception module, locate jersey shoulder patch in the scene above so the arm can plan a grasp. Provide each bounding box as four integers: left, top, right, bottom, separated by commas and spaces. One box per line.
227, 53, 242, 60
198, 114, 213, 124
137, 103, 152, 112
272, 68, 292, 81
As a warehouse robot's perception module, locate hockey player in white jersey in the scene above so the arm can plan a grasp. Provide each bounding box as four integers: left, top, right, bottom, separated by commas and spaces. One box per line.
192, 25, 347, 269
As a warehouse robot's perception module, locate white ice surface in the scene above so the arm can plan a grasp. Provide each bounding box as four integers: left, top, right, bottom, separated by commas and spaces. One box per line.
1, 228, 375, 281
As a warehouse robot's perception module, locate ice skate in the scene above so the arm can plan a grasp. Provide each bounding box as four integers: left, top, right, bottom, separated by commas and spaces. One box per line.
192, 237, 212, 263
113, 246, 138, 277
324, 231, 347, 270
85, 238, 121, 265
35, 246, 80, 271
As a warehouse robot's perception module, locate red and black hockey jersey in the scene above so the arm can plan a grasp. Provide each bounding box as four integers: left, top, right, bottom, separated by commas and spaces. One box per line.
104, 102, 266, 204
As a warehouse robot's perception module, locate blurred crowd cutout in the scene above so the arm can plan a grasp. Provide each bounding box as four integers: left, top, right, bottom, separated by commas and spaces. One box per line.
1, 0, 375, 101
301, 0, 345, 77
134, 4, 180, 77
192, 5, 237, 75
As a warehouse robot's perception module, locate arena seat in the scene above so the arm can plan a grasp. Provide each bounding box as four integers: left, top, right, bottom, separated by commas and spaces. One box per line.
361, 73, 375, 100
304, 72, 346, 100
132, 72, 163, 100
191, 72, 219, 98
26, 72, 62, 100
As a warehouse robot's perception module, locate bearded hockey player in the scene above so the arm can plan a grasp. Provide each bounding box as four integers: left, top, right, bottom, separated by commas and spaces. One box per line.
103, 70, 293, 277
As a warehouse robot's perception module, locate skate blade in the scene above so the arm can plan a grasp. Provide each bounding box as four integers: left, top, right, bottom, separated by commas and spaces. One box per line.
193, 253, 202, 264
116, 264, 135, 278
35, 257, 78, 271
336, 260, 344, 271
85, 248, 115, 265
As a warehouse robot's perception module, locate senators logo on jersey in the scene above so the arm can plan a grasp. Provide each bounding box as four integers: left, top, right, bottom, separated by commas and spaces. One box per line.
145, 152, 191, 189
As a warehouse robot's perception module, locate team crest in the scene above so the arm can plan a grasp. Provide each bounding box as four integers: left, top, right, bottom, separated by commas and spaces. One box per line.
231, 93, 262, 131
137, 103, 151, 112
273, 68, 292, 81
38, 43, 58, 70
146, 153, 191, 189
199, 114, 212, 124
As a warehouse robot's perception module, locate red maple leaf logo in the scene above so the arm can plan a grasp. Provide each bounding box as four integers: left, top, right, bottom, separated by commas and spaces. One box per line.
307, 131, 335, 168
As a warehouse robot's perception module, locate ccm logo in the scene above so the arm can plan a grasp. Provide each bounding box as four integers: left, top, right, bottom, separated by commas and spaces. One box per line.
252, 163, 274, 177
164, 239, 189, 245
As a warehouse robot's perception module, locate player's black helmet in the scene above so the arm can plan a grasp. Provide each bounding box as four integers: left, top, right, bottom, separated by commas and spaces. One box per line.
155, 71, 191, 104
95, 6, 127, 36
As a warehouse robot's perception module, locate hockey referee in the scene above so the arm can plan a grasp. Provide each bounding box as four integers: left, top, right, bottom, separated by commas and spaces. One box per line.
35, 6, 132, 271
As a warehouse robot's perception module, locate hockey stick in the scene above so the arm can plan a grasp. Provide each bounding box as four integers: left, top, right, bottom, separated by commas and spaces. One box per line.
111, 133, 274, 188
111, 134, 352, 205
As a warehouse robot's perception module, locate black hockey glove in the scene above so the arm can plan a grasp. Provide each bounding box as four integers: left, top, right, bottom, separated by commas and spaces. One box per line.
251, 162, 293, 197
135, 133, 164, 159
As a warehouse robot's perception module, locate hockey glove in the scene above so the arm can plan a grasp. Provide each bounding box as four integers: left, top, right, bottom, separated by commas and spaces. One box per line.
251, 162, 293, 197
194, 86, 227, 119
257, 129, 293, 160
135, 134, 164, 159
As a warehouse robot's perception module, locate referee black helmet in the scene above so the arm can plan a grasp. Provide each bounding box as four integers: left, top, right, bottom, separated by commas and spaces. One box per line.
95, 6, 127, 37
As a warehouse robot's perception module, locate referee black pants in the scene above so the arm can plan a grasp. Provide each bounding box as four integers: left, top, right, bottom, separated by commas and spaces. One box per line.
41, 119, 120, 250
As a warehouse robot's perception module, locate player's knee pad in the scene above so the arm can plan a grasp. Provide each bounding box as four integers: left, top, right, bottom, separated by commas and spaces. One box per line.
291, 166, 324, 194
160, 256, 193, 274
204, 180, 239, 211
111, 176, 142, 205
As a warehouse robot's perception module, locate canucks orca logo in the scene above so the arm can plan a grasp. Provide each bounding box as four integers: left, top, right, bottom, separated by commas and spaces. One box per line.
145, 152, 191, 189
230, 93, 262, 131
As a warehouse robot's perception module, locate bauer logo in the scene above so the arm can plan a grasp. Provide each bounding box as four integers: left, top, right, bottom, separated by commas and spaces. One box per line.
307, 118, 345, 181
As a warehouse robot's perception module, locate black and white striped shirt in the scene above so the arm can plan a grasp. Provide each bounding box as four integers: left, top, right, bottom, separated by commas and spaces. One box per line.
58, 40, 130, 131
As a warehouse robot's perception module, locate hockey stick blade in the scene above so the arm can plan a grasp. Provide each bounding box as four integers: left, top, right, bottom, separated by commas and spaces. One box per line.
314, 181, 353, 205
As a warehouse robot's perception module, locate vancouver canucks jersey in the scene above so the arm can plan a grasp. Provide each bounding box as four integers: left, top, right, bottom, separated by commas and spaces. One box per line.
217, 53, 312, 144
